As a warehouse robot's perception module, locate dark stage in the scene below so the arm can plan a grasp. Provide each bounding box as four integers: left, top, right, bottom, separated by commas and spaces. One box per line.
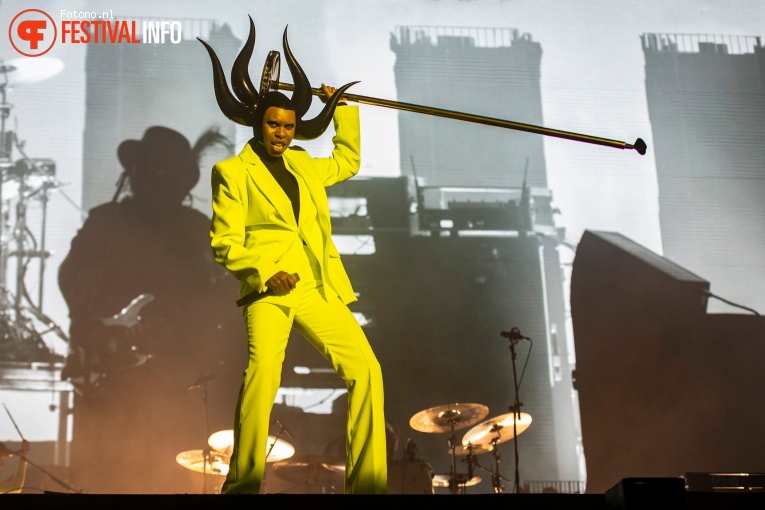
4, 488, 765, 510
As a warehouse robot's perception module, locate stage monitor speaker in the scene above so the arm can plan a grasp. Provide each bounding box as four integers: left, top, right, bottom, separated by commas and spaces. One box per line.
683, 472, 765, 492
605, 478, 686, 510
571, 230, 710, 318
570, 230, 765, 495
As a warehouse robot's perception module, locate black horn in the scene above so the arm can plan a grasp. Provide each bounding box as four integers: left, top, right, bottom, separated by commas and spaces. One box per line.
230, 16, 260, 107
282, 26, 313, 119
197, 37, 254, 126
296, 80, 359, 140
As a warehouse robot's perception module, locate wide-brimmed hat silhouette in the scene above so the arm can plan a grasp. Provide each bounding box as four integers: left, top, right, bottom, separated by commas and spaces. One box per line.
117, 126, 200, 196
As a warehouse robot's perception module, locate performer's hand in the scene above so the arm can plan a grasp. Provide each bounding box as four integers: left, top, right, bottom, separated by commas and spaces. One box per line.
266, 271, 298, 296
20, 440, 30, 457
321, 83, 347, 105
0, 441, 10, 459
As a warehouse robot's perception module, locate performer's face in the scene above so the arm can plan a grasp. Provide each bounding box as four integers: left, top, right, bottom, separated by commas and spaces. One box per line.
261, 106, 296, 157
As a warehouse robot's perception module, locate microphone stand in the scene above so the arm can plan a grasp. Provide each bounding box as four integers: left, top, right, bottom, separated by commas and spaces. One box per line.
503, 329, 526, 494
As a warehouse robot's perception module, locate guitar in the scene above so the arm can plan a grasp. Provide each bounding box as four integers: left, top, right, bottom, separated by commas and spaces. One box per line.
62, 293, 155, 398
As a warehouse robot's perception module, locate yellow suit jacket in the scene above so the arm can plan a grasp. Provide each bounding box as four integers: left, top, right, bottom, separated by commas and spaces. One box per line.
210, 106, 360, 308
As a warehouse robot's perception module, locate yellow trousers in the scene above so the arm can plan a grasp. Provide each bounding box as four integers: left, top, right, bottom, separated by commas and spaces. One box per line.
221, 247, 387, 494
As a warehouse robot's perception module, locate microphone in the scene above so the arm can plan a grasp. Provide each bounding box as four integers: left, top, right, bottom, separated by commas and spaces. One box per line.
274, 418, 295, 440
500, 328, 530, 341
186, 374, 215, 391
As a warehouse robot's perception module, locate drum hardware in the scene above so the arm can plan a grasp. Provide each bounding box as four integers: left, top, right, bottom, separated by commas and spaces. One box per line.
0, 57, 64, 86
409, 402, 488, 434
272, 454, 345, 493
258, 48, 647, 155
409, 402, 488, 494
433, 473, 481, 489
0, 56, 69, 363
443, 443, 494, 493
462, 445, 514, 495
207, 429, 296, 463
383, 438, 434, 495
388, 457, 435, 495
462, 412, 533, 494
461, 412, 533, 447
189, 427, 296, 494
187, 372, 216, 494
176, 449, 230, 476
449, 443, 494, 456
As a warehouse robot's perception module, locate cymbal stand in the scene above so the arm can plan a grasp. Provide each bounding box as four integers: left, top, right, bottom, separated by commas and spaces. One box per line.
265, 419, 292, 488
188, 374, 214, 494
464, 444, 510, 494
267, 423, 286, 459
442, 410, 461, 495
488, 434, 505, 493
461, 445, 478, 494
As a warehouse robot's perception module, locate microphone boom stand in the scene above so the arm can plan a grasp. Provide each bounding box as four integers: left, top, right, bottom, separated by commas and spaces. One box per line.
503, 328, 527, 494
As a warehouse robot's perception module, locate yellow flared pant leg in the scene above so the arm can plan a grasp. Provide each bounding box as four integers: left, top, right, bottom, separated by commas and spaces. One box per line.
221, 280, 387, 494
221, 301, 292, 495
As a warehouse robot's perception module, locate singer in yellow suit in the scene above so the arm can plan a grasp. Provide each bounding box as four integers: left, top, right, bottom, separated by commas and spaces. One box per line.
200, 19, 387, 495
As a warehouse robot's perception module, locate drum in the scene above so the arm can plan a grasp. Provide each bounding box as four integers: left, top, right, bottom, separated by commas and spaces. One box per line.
387, 458, 435, 494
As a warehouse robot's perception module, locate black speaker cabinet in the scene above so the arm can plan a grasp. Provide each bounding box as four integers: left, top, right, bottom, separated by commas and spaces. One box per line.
571, 230, 765, 494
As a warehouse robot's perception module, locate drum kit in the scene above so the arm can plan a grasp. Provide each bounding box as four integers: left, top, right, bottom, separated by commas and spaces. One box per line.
0, 55, 69, 361
175, 430, 297, 476
408, 402, 533, 494
176, 425, 350, 494
174, 401, 532, 495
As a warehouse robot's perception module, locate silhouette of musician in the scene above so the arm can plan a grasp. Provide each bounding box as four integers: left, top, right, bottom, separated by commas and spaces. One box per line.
59, 126, 242, 493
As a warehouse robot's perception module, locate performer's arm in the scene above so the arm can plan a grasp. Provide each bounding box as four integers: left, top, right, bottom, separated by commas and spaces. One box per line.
311, 85, 361, 187
210, 166, 281, 293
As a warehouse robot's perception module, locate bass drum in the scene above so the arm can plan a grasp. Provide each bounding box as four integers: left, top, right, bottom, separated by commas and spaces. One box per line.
387, 458, 435, 494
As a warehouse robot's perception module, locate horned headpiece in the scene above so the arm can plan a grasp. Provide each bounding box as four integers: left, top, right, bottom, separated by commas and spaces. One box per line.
197, 16, 357, 140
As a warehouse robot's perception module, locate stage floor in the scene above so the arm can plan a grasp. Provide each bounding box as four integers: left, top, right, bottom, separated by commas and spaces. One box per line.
3, 491, 765, 510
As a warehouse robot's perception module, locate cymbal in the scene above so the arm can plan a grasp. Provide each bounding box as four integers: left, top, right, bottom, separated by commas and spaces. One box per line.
272, 454, 345, 486
461, 412, 532, 447
2, 175, 57, 202
175, 449, 229, 476
432, 473, 482, 488
0, 57, 64, 85
409, 403, 489, 433
208, 429, 295, 462
449, 443, 494, 456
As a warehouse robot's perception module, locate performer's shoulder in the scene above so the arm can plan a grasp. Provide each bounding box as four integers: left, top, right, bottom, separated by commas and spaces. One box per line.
86, 200, 124, 219
213, 154, 242, 169
212, 154, 246, 178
